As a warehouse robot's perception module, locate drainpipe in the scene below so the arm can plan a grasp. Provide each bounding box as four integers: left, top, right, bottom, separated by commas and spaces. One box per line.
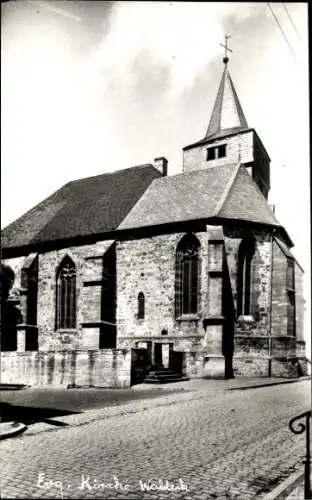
268, 228, 276, 377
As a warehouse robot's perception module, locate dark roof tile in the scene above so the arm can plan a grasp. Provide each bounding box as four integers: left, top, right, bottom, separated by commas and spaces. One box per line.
2, 164, 161, 249
119, 163, 282, 230
217, 165, 280, 226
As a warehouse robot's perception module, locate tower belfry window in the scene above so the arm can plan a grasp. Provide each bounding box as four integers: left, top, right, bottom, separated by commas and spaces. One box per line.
207, 144, 227, 161
207, 147, 216, 160
218, 144, 226, 158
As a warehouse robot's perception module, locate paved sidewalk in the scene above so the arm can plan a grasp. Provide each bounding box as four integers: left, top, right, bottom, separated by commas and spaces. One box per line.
132, 376, 311, 392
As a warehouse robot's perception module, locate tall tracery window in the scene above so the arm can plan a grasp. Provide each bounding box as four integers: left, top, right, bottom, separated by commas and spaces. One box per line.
21, 253, 38, 327
55, 256, 77, 330
237, 236, 255, 317
286, 258, 296, 337
137, 292, 145, 319
175, 234, 200, 317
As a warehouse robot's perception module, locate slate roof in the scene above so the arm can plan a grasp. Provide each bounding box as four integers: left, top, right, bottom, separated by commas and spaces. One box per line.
274, 236, 293, 258
118, 163, 281, 230
1, 164, 161, 249
205, 64, 249, 140
216, 164, 280, 225
183, 64, 249, 151
274, 237, 303, 271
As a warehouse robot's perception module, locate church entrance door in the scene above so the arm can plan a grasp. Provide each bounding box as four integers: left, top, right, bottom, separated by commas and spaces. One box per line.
154, 343, 174, 368
154, 343, 163, 366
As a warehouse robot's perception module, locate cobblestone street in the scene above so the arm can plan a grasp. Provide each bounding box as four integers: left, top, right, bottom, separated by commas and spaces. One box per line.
0, 380, 310, 499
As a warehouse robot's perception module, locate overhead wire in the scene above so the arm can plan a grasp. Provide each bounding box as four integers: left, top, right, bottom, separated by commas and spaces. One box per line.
267, 2, 297, 61
282, 2, 303, 43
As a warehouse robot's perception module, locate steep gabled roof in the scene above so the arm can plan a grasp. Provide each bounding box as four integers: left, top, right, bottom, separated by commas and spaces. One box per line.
205, 63, 249, 140
1, 164, 161, 249
183, 62, 250, 151
216, 164, 280, 225
118, 163, 281, 230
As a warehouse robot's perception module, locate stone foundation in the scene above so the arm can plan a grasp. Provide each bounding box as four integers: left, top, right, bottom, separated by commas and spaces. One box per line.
0, 349, 131, 388
233, 357, 304, 378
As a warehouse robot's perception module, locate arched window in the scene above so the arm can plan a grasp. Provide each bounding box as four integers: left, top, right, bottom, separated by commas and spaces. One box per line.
137, 292, 145, 319
55, 256, 77, 330
237, 236, 255, 317
286, 258, 296, 337
21, 254, 38, 328
175, 234, 200, 317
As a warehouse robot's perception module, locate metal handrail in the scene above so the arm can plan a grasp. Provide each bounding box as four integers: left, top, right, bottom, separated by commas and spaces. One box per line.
289, 410, 311, 499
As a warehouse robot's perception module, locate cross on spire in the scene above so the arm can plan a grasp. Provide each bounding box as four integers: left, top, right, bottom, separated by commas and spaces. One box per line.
220, 34, 232, 64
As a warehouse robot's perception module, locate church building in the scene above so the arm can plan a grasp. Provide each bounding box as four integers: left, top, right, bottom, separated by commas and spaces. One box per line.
1, 52, 307, 387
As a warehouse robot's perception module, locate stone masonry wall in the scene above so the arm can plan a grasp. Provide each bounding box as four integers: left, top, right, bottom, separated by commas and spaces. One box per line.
1, 256, 25, 291
116, 225, 286, 378
116, 232, 208, 355
253, 134, 270, 197
294, 261, 305, 342
223, 227, 271, 335
3, 223, 303, 380
183, 130, 253, 173
271, 240, 288, 336
0, 349, 131, 387
3, 240, 114, 351
233, 357, 300, 378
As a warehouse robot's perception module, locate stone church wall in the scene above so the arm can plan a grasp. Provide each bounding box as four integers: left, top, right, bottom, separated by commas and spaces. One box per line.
116, 231, 208, 351
271, 240, 288, 336
2, 223, 305, 380
223, 226, 271, 335
3, 241, 114, 351
294, 261, 305, 342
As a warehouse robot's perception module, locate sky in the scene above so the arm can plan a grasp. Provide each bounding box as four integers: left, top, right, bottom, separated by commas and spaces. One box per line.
1, 2, 310, 355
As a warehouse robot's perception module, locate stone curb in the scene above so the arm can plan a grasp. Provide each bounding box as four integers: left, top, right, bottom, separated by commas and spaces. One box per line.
227, 376, 311, 391
261, 470, 304, 500
0, 422, 27, 440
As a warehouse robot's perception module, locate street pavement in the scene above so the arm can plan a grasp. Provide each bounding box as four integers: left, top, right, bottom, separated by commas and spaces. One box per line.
0, 379, 310, 499
0, 386, 186, 424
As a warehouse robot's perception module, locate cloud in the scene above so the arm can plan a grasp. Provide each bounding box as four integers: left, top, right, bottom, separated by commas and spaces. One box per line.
86, 2, 267, 98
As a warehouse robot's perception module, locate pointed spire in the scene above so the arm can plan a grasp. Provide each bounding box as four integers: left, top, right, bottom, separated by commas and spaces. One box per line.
205, 37, 248, 140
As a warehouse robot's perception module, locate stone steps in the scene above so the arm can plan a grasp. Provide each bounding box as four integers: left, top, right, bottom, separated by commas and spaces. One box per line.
0, 384, 29, 391
144, 367, 189, 384
144, 375, 190, 384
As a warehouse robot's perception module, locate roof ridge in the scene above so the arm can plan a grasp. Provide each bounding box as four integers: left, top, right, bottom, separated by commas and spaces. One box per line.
69, 163, 155, 185
213, 162, 241, 217
150, 162, 239, 184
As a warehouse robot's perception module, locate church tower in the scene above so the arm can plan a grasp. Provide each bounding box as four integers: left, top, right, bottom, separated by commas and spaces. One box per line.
183, 38, 271, 199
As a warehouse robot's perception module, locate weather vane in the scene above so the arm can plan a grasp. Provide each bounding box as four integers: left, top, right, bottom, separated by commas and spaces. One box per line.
220, 34, 233, 64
